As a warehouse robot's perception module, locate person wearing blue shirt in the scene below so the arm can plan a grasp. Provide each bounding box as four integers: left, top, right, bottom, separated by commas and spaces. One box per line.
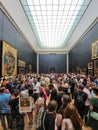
0, 87, 11, 130
94, 77, 98, 85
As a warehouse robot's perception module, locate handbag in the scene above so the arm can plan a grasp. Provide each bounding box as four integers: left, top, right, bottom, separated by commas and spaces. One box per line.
90, 111, 98, 120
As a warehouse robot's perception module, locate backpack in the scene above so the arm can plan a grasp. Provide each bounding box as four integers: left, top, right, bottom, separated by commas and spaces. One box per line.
76, 92, 87, 109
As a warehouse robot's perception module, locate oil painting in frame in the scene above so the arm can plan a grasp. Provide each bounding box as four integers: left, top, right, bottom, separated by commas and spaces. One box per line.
94, 60, 98, 76
92, 40, 98, 59
19, 97, 31, 113
88, 62, 93, 69
19, 67, 25, 74
88, 69, 93, 76
2, 41, 17, 76
94, 60, 98, 69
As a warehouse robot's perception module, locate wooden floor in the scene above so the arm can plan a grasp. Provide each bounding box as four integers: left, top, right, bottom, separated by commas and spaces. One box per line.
0, 125, 92, 130
0, 115, 92, 130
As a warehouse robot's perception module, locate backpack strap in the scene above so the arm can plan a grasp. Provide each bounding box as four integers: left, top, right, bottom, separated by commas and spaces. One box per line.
42, 111, 47, 130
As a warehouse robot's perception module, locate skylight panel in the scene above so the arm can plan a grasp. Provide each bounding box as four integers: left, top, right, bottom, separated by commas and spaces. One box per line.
21, 0, 91, 48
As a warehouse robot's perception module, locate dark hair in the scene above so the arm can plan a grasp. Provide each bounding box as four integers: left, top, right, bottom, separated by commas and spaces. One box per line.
48, 100, 58, 112
58, 86, 63, 91
93, 86, 98, 95
39, 91, 44, 97
49, 83, 54, 89
14, 89, 20, 97
77, 84, 84, 90
61, 94, 71, 108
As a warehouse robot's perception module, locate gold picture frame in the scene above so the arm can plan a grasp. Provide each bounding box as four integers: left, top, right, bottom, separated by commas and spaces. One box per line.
19, 67, 25, 74
92, 40, 98, 59
94, 60, 98, 69
88, 69, 93, 76
88, 62, 93, 69
94, 60, 98, 76
2, 41, 17, 76
80, 68, 87, 75
19, 97, 32, 113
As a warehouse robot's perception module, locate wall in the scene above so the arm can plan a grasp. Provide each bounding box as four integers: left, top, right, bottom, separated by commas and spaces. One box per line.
69, 22, 98, 74
0, 9, 37, 73
39, 54, 67, 73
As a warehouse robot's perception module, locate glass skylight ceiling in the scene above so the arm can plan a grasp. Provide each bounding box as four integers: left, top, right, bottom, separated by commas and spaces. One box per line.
21, 0, 91, 49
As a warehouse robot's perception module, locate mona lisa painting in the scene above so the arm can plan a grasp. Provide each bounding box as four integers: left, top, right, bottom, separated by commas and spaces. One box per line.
2, 41, 17, 76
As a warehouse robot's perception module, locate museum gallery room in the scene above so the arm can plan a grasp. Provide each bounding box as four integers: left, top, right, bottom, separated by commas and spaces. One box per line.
0, 0, 98, 130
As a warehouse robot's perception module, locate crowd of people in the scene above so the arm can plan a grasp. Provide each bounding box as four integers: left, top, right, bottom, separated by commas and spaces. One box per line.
0, 73, 98, 130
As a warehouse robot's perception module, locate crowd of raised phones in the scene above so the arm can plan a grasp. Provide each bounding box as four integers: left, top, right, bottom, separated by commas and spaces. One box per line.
0, 73, 98, 130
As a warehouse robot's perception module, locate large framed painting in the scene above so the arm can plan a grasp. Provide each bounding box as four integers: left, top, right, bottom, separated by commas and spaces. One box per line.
2, 41, 17, 76
92, 40, 98, 59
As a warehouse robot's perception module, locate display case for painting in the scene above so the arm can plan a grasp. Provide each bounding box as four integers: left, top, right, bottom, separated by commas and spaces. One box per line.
2, 41, 17, 76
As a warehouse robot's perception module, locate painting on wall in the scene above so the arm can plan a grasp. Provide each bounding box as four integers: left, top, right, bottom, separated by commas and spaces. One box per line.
19, 67, 25, 74
92, 40, 98, 59
76, 66, 80, 74
2, 41, 17, 76
18, 59, 26, 68
94, 60, 98, 69
88, 69, 93, 76
80, 67, 87, 75
94, 60, 98, 76
88, 62, 93, 69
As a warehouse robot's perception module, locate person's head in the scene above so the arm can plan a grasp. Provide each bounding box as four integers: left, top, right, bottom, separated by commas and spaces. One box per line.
13, 89, 20, 97
64, 103, 78, 118
93, 86, 98, 95
61, 94, 71, 107
48, 100, 58, 114
34, 78, 37, 84
58, 86, 63, 92
77, 84, 84, 91
36, 97, 43, 106
0, 87, 5, 93
64, 103, 83, 129
39, 91, 44, 97
49, 83, 54, 90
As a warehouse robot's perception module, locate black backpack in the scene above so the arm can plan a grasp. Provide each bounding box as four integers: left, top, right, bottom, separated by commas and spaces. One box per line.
76, 92, 87, 109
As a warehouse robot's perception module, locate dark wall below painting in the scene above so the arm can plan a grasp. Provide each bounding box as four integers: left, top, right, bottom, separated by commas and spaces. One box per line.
39, 54, 67, 73
0, 9, 37, 74
69, 21, 98, 74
